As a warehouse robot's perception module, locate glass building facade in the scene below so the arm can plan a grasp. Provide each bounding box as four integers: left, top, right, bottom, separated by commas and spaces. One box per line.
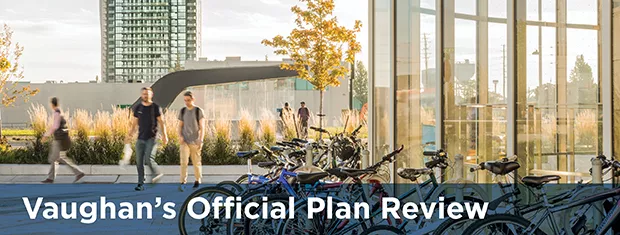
101, 0, 201, 83
370, 0, 619, 183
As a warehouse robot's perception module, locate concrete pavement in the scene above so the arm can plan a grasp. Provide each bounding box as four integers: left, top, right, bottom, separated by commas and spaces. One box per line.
0, 164, 266, 184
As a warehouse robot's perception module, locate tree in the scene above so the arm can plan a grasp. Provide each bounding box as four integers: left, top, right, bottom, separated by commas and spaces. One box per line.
352, 60, 368, 106
568, 54, 597, 104
0, 24, 39, 138
262, 0, 362, 137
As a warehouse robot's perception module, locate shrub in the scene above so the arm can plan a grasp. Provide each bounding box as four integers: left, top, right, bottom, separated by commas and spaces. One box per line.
111, 106, 131, 141
205, 119, 240, 165
282, 112, 297, 140
72, 109, 91, 139
28, 104, 48, 140
156, 142, 180, 165
575, 109, 597, 147
259, 109, 276, 147
238, 110, 255, 151
93, 111, 111, 139
162, 109, 180, 143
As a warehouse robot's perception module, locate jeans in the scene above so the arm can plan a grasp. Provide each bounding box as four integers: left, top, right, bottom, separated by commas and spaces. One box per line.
180, 143, 202, 184
47, 140, 83, 180
135, 138, 160, 184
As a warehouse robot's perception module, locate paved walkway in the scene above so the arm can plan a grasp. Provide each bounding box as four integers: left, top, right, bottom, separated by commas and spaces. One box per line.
0, 164, 264, 184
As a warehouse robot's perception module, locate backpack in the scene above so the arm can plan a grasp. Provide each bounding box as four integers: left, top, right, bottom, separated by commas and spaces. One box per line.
181, 106, 202, 124
53, 109, 72, 151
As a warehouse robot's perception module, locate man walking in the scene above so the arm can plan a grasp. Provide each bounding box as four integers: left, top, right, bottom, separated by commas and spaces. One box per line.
41, 97, 85, 183
126, 87, 167, 191
298, 101, 310, 139
178, 91, 205, 191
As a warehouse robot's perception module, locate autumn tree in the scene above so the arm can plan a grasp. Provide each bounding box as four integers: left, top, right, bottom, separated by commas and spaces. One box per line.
262, 0, 362, 135
0, 24, 39, 138
353, 60, 368, 106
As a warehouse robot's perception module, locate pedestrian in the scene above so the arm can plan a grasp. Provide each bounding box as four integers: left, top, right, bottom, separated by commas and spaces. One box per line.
126, 87, 167, 191
298, 101, 310, 139
177, 91, 205, 191
41, 97, 85, 183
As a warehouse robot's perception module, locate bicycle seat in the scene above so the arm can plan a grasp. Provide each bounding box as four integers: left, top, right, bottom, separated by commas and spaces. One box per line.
270, 146, 284, 152
292, 138, 309, 144
397, 168, 433, 181
484, 161, 520, 175
236, 150, 260, 159
522, 175, 561, 187
296, 172, 329, 184
257, 161, 277, 169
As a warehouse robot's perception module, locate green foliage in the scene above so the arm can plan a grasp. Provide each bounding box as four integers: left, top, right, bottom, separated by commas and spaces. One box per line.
353, 60, 368, 105
156, 141, 180, 165
568, 54, 597, 104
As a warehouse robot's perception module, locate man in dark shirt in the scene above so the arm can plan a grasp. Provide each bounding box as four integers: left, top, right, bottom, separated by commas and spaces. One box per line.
126, 87, 168, 191
298, 101, 310, 139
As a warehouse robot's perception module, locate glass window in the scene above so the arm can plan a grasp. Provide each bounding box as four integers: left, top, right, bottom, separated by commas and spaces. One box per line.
395, 0, 437, 180
488, 0, 507, 19
373, 0, 392, 160
567, 0, 598, 25
455, 0, 476, 15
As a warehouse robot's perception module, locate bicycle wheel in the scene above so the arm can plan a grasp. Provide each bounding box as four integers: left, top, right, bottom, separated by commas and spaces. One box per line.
236, 175, 249, 184
178, 186, 236, 235
359, 225, 405, 235
216, 180, 244, 195
226, 190, 288, 235
463, 214, 545, 235
277, 196, 368, 235
433, 217, 472, 235
243, 194, 291, 235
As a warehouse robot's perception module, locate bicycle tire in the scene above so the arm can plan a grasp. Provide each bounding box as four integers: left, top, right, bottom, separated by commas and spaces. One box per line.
359, 225, 405, 235
462, 214, 545, 235
216, 180, 244, 196
432, 217, 472, 235
236, 175, 249, 184
178, 186, 236, 235
242, 194, 291, 235
276, 196, 369, 235
226, 190, 288, 235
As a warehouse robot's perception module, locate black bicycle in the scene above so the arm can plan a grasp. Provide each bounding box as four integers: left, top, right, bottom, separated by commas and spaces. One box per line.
463, 157, 620, 235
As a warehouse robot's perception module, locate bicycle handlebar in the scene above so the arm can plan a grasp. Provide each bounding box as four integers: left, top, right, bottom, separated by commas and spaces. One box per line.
310, 126, 329, 134
351, 125, 363, 136
382, 145, 405, 161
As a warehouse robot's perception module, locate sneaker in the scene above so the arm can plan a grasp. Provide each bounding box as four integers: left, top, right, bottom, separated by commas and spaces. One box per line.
74, 173, 85, 183
41, 179, 54, 184
152, 173, 164, 183
178, 184, 185, 192
135, 184, 144, 191
193, 181, 200, 189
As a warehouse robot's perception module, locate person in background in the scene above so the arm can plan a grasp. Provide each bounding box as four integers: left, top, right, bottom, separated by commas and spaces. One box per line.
126, 87, 167, 191
41, 97, 85, 183
298, 101, 310, 139
177, 91, 205, 191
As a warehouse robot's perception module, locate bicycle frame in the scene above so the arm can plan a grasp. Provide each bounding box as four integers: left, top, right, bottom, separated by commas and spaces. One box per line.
523, 187, 620, 235
328, 173, 441, 235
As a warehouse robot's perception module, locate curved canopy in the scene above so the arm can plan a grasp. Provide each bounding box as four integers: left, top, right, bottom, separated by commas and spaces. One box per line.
132, 65, 298, 109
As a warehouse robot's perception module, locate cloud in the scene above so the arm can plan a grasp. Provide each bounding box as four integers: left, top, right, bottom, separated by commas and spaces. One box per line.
5, 9, 17, 14
259, 0, 283, 5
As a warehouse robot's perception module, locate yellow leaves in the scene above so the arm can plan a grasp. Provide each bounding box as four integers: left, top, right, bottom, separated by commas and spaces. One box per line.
0, 57, 9, 72
0, 23, 38, 107
262, 0, 362, 92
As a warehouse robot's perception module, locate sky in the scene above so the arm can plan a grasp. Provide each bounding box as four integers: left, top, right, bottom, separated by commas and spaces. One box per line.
0, 0, 369, 83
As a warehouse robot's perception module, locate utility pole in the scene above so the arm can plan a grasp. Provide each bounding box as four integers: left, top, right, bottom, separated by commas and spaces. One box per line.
502, 44, 506, 97
350, 61, 355, 110
422, 33, 431, 87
